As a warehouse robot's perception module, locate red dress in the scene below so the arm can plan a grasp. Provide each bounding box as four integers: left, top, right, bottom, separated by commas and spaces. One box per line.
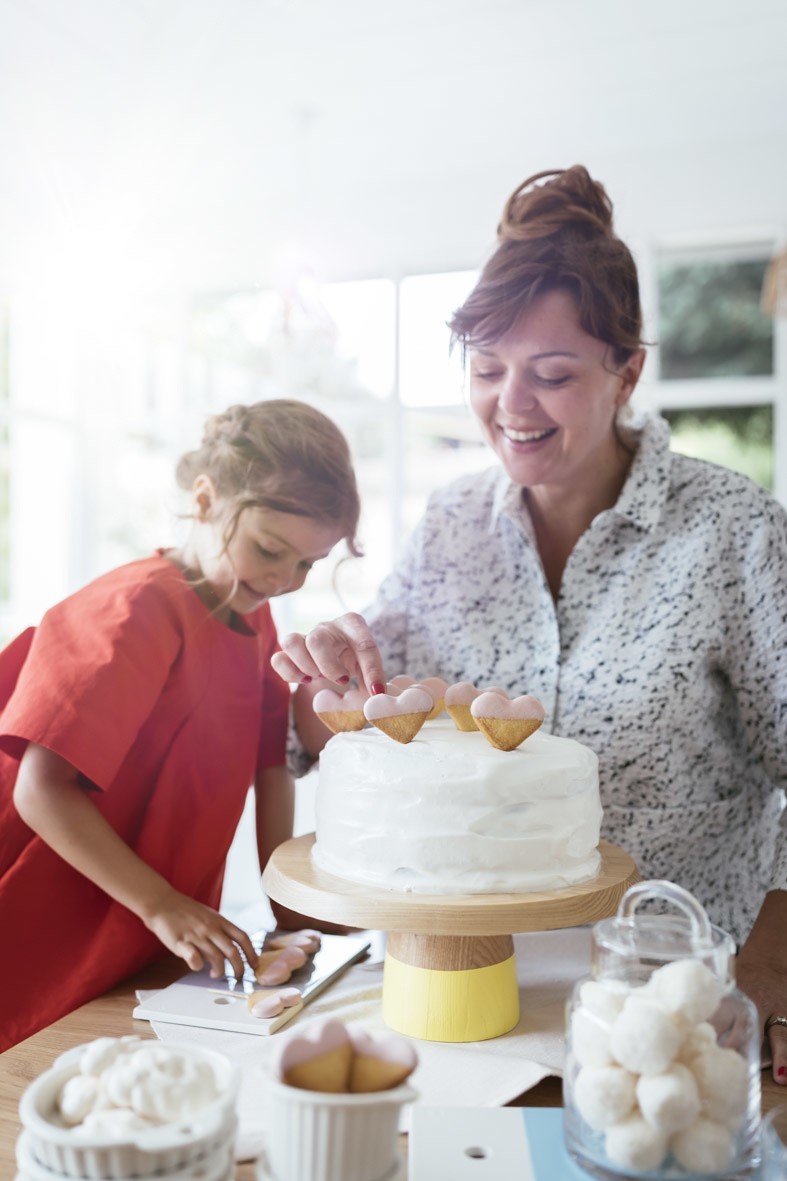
0, 555, 289, 1051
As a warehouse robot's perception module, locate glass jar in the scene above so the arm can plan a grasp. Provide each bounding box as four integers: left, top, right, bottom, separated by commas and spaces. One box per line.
563, 880, 761, 1180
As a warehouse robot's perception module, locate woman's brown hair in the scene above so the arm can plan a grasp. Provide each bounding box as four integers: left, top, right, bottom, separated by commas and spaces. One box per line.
176, 399, 362, 555
449, 166, 643, 364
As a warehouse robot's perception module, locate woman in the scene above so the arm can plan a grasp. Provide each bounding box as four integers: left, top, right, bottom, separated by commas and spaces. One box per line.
273, 167, 787, 1082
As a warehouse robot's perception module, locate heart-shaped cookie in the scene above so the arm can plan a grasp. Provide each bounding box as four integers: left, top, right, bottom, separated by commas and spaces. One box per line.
247, 987, 302, 1019
387, 674, 415, 694
255, 945, 308, 986
274, 1019, 354, 1092
444, 682, 508, 731
348, 1029, 418, 1093
413, 676, 448, 720
363, 687, 433, 744
470, 692, 545, 751
267, 929, 322, 954
313, 687, 368, 733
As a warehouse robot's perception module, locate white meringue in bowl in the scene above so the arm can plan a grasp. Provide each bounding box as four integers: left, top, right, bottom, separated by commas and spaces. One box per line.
19, 1038, 238, 1178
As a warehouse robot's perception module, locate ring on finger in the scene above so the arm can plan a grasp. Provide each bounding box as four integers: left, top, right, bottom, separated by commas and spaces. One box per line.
764, 1014, 787, 1034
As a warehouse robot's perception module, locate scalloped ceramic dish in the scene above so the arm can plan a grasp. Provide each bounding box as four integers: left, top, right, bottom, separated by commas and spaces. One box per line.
18, 1041, 238, 1179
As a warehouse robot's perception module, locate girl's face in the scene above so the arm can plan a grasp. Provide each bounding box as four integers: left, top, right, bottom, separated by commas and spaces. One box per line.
468, 288, 645, 492
195, 491, 344, 618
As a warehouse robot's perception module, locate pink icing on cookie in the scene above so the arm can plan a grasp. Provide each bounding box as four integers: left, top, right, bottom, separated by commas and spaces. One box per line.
272, 1019, 352, 1078
250, 988, 301, 1019
257, 945, 308, 985
267, 930, 322, 953
388, 675, 415, 692
445, 682, 509, 705
444, 681, 480, 706
350, 1029, 418, 1072
413, 676, 448, 698
470, 692, 545, 721
363, 687, 434, 721
313, 688, 369, 713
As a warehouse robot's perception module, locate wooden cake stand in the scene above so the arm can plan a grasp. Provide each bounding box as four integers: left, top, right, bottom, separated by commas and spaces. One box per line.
263, 835, 639, 1044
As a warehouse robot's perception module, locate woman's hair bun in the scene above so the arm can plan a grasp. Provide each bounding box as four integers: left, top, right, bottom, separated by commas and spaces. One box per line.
498, 165, 614, 243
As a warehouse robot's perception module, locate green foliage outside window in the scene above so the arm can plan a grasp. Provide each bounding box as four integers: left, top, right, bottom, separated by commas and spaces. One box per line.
658, 259, 774, 380
664, 405, 773, 491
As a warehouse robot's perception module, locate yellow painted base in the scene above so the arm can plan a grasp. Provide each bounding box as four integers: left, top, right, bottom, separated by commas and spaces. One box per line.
382, 950, 519, 1042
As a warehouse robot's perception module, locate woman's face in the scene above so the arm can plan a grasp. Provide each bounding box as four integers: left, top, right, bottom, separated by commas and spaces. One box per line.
468, 288, 644, 492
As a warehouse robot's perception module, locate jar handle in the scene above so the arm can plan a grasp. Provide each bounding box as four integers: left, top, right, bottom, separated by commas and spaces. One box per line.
617, 879, 714, 950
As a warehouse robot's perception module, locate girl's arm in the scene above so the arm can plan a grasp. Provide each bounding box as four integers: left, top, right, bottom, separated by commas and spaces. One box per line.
254, 763, 353, 934
13, 743, 256, 979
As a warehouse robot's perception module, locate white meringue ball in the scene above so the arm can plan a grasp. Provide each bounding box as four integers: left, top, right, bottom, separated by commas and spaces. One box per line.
76, 1108, 157, 1138
78, 1035, 142, 1077
677, 1020, 718, 1064
101, 1048, 154, 1107
604, 1114, 668, 1172
691, 1046, 749, 1126
130, 1056, 217, 1122
578, 979, 630, 1024
57, 1074, 104, 1126
636, 1062, 701, 1134
609, 996, 682, 1075
670, 1116, 735, 1174
646, 959, 723, 1025
574, 1065, 637, 1131
571, 1007, 613, 1068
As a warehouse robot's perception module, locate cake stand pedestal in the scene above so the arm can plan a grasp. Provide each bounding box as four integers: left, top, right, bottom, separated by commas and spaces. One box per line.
263, 835, 639, 1044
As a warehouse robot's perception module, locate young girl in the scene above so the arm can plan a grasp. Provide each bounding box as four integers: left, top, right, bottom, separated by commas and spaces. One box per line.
0, 398, 361, 1051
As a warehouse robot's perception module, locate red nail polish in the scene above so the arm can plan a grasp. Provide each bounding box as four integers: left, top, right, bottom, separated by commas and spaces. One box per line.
337, 674, 350, 685
777, 1065, 787, 1079
300, 675, 312, 684
371, 682, 385, 695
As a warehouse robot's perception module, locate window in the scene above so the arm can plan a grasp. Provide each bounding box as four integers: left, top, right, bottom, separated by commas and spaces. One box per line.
653, 242, 782, 499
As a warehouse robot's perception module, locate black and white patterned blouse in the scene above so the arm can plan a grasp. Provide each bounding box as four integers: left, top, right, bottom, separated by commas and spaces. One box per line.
364, 413, 787, 944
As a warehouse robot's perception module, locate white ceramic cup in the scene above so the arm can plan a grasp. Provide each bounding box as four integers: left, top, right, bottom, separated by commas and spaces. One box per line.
265, 1075, 415, 1181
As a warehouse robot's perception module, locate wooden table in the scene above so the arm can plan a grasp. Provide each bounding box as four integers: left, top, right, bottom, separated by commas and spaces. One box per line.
1, 954, 784, 1179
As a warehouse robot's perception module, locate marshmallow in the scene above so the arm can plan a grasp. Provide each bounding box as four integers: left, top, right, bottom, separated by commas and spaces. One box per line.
635, 1062, 701, 1134
604, 1114, 668, 1172
677, 1019, 718, 1064
609, 996, 682, 1076
57, 1074, 104, 1126
646, 958, 724, 1025
79, 1035, 143, 1077
690, 1046, 749, 1126
85, 1044, 219, 1125
77, 1108, 157, 1138
573, 1065, 637, 1131
578, 979, 630, 1024
570, 1008, 614, 1068
670, 1116, 735, 1174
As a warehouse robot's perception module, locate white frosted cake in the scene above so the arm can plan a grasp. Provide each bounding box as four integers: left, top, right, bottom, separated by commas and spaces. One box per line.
313, 719, 602, 894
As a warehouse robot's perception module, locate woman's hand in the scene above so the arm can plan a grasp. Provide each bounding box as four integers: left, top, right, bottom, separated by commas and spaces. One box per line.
271, 613, 386, 697
141, 886, 257, 980
736, 890, 787, 1084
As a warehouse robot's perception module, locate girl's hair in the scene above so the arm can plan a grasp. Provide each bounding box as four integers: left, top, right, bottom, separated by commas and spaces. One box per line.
176, 399, 362, 555
449, 166, 643, 364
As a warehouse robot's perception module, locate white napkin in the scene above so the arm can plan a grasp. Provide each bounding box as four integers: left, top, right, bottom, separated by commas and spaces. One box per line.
138, 926, 591, 1162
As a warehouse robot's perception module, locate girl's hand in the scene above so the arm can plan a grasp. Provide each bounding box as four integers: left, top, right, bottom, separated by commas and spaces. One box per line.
271, 613, 386, 697
141, 887, 257, 980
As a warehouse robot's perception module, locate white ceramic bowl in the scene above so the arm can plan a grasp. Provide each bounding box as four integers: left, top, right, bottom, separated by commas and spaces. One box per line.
15, 1128, 236, 1181
18, 1041, 238, 1179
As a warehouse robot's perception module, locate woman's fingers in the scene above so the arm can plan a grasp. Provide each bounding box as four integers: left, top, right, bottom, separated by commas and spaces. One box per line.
767, 1019, 787, 1083
274, 614, 386, 695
